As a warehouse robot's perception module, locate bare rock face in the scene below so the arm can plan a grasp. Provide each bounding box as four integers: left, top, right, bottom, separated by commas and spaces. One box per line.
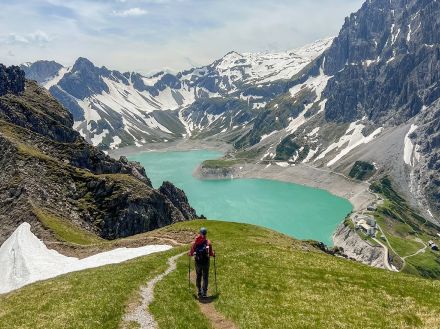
194, 165, 239, 180
323, 0, 440, 124
333, 223, 386, 269
413, 101, 440, 218
0, 66, 196, 244
20, 61, 63, 84
159, 181, 197, 220
0, 65, 25, 96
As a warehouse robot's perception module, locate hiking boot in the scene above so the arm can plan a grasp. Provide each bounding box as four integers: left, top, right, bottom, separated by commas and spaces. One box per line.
202, 291, 207, 298
197, 290, 203, 298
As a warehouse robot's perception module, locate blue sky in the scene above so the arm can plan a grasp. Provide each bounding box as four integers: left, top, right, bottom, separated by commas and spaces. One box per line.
0, 0, 364, 73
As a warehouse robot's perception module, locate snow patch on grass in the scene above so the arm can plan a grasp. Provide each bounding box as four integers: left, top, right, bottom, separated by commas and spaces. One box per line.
0, 223, 172, 294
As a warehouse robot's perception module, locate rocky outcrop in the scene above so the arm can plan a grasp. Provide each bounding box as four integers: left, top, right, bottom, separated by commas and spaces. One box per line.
233, 0, 439, 221
0, 65, 25, 96
0, 67, 196, 244
194, 164, 241, 180
159, 181, 197, 220
333, 222, 386, 269
58, 57, 110, 99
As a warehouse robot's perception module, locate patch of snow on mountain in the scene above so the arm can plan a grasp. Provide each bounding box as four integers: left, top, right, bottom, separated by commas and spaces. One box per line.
260, 130, 278, 141
285, 99, 324, 134
403, 124, 418, 166
77, 99, 102, 123
407, 23, 412, 42
91, 129, 109, 146
206, 113, 222, 126
179, 109, 192, 137
0, 223, 172, 294
286, 109, 309, 134
307, 127, 320, 137
315, 122, 383, 166
154, 87, 183, 110
110, 136, 122, 149
141, 72, 165, 86
144, 115, 172, 134
43, 67, 70, 89
289, 69, 331, 99
302, 147, 319, 163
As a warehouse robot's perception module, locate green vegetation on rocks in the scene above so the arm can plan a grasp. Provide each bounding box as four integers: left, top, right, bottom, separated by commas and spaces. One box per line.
33, 207, 103, 245
274, 134, 309, 162
348, 161, 375, 181
371, 177, 440, 278
201, 159, 240, 169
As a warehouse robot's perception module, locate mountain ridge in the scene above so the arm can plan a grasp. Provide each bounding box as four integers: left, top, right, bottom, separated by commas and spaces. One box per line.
19, 0, 439, 221
0, 68, 198, 245
21, 38, 333, 148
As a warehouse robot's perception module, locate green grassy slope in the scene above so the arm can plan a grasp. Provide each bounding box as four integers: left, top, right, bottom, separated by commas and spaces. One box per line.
1, 221, 440, 329
0, 249, 179, 329
153, 221, 440, 329
370, 178, 440, 278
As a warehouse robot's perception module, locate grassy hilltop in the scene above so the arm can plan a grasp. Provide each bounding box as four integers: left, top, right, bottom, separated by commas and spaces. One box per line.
1, 220, 440, 329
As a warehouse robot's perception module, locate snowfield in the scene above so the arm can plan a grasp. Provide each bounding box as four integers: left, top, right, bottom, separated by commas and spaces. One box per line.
403, 124, 419, 166
0, 223, 172, 294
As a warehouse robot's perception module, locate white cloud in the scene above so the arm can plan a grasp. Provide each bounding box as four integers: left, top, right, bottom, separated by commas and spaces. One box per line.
112, 7, 148, 17
1, 30, 51, 47
0, 0, 365, 72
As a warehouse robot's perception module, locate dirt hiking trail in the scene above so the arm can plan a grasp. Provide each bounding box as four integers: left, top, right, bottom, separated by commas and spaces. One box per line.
190, 270, 237, 329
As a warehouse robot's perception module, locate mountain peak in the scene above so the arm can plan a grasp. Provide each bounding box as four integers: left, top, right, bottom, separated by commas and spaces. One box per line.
72, 57, 96, 71
221, 50, 243, 61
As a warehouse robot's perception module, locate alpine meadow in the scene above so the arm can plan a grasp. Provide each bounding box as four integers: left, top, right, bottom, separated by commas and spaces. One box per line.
0, 0, 439, 328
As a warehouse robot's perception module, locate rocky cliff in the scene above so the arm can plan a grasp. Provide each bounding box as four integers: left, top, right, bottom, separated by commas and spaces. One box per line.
0, 65, 25, 96
333, 222, 387, 269
0, 66, 197, 244
231, 0, 439, 221
323, 0, 440, 124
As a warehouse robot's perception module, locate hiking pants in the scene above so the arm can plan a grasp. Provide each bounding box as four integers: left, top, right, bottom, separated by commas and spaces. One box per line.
195, 261, 210, 293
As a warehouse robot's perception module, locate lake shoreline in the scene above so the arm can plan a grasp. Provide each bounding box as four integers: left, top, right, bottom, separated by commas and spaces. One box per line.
108, 139, 232, 158
110, 140, 374, 212
194, 162, 374, 212
110, 140, 374, 242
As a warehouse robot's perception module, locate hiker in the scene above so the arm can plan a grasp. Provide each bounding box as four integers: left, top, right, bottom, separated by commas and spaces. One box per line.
189, 227, 215, 298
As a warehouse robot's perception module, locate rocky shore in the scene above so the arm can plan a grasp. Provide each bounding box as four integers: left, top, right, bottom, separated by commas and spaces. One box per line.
332, 222, 387, 269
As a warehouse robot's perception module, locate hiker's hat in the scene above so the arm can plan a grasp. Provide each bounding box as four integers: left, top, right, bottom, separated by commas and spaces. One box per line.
200, 227, 207, 235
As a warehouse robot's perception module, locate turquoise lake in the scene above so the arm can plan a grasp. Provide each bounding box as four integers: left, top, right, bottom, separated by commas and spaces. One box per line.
128, 150, 352, 245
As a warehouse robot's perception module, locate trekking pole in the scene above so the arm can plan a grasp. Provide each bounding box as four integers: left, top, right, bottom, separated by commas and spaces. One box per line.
214, 254, 218, 295
188, 255, 191, 293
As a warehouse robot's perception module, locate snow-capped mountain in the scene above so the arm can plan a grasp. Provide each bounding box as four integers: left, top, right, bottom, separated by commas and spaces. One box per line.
21, 38, 333, 149
19, 0, 439, 222
233, 0, 439, 221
